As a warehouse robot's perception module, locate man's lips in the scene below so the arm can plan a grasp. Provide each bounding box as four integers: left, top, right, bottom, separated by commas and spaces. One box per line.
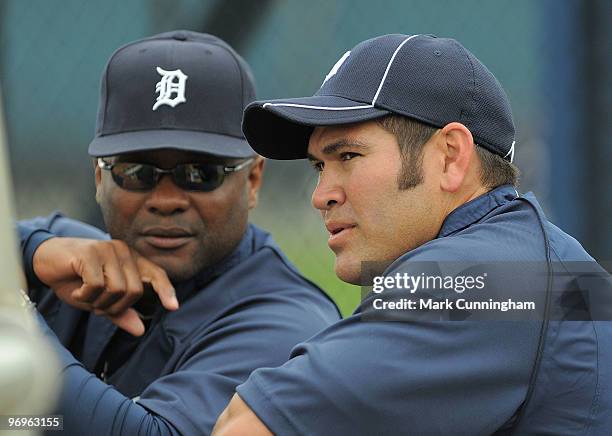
325, 222, 357, 247
140, 227, 195, 250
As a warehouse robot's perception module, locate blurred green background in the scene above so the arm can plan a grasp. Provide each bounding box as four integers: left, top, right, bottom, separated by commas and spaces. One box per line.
1, 0, 610, 316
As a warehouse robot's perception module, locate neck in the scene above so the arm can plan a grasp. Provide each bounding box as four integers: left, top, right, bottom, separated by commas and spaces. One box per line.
440, 184, 490, 225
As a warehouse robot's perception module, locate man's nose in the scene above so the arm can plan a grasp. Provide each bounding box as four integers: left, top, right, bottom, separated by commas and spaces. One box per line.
311, 172, 346, 211
144, 175, 190, 215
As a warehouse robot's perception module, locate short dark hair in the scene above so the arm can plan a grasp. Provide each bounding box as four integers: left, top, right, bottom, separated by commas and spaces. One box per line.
473, 144, 520, 188
376, 114, 519, 189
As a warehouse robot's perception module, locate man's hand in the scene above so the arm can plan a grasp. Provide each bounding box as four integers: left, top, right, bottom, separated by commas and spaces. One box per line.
213, 394, 273, 436
32, 237, 178, 336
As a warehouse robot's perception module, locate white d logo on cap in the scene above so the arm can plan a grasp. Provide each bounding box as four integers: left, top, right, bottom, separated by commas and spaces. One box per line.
321, 51, 351, 87
153, 67, 188, 111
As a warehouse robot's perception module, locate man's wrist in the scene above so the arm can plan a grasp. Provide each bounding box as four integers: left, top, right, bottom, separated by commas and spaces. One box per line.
23, 229, 56, 290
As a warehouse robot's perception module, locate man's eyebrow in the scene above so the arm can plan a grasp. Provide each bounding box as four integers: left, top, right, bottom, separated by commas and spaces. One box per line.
307, 140, 370, 161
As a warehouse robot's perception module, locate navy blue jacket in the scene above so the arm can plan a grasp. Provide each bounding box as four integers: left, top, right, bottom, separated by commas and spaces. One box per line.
19, 213, 341, 435
237, 186, 612, 435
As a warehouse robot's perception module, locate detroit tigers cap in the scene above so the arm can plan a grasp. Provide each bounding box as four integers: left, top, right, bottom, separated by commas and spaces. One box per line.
242, 34, 515, 161
89, 30, 256, 158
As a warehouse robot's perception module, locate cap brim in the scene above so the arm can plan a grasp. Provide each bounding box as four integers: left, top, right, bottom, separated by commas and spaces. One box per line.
88, 129, 256, 158
242, 95, 389, 160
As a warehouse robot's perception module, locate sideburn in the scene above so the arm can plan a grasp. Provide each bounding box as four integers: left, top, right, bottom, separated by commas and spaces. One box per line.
397, 148, 425, 190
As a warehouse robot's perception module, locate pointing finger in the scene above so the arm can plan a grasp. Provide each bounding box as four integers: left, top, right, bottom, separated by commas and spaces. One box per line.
102, 308, 145, 337
135, 256, 178, 311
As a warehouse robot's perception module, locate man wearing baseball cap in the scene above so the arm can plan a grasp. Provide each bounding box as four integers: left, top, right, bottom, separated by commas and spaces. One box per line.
213, 34, 612, 434
17, 30, 340, 434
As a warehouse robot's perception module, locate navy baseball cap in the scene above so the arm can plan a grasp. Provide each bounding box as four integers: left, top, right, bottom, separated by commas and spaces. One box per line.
89, 30, 256, 158
242, 34, 515, 162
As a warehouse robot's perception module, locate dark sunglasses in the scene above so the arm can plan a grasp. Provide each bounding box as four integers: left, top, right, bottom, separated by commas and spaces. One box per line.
97, 157, 254, 192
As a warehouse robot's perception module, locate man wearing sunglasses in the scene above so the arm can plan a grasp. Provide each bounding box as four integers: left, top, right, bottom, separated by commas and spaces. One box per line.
17, 31, 340, 434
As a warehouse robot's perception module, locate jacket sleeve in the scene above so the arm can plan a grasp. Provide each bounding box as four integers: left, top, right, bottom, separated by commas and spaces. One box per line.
23, 214, 339, 434
17, 212, 108, 298
39, 287, 338, 435
235, 253, 547, 436
236, 316, 542, 435
36, 311, 180, 436
18, 215, 178, 435
135, 293, 339, 434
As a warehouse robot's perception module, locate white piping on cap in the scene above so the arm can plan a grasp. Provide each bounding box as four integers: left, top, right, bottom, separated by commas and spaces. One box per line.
371, 34, 419, 105
504, 140, 516, 163
262, 102, 373, 111
261, 35, 420, 112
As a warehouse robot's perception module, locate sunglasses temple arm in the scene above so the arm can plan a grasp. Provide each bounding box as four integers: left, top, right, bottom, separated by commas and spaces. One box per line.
224, 158, 255, 173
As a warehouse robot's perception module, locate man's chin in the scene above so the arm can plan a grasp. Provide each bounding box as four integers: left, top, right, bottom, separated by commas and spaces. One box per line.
334, 257, 363, 286
334, 254, 388, 286
146, 254, 198, 283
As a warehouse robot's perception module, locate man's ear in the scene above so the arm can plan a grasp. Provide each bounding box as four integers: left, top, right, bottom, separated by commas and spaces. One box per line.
247, 156, 265, 210
438, 122, 476, 193
94, 159, 103, 204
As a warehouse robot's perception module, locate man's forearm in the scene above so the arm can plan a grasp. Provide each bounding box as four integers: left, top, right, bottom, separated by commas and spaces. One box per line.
17, 222, 55, 291
37, 311, 179, 435
213, 394, 272, 436
58, 360, 178, 435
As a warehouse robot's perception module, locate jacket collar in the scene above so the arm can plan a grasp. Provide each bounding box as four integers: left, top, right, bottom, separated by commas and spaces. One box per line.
437, 185, 519, 238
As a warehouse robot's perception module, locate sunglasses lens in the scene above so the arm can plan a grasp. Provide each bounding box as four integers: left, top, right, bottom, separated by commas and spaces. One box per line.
111, 163, 157, 190
107, 162, 230, 192
174, 164, 224, 191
